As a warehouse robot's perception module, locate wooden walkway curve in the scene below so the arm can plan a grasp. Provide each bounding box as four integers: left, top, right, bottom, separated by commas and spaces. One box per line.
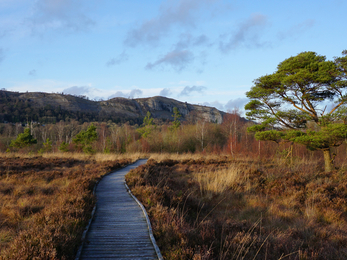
79, 159, 159, 259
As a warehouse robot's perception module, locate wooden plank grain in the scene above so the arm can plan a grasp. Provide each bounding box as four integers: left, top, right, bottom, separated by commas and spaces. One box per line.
79, 159, 159, 259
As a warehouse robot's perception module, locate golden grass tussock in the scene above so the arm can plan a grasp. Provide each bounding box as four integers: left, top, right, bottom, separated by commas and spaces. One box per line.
193, 165, 247, 198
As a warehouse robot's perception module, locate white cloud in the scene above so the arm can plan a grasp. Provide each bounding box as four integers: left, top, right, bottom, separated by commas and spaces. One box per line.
159, 88, 172, 97
224, 97, 249, 111
203, 100, 224, 110
62, 86, 93, 96
108, 89, 143, 99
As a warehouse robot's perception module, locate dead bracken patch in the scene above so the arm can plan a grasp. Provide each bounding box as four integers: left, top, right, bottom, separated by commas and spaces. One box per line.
126, 156, 347, 260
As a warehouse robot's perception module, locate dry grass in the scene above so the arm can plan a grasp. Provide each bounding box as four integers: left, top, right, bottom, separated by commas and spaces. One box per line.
0, 155, 131, 259
0, 152, 145, 162
126, 156, 347, 259
193, 165, 246, 199
148, 152, 234, 162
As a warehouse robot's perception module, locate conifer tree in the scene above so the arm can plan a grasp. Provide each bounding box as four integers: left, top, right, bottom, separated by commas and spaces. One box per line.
10, 128, 37, 149
245, 50, 347, 172
73, 123, 98, 154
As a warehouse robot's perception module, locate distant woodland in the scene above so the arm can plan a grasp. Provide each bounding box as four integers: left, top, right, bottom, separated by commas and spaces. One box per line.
0, 90, 142, 124
1, 107, 346, 168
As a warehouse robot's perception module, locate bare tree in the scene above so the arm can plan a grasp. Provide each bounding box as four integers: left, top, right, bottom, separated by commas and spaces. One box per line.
196, 119, 207, 151
55, 121, 65, 143
98, 122, 108, 152
222, 108, 241, 156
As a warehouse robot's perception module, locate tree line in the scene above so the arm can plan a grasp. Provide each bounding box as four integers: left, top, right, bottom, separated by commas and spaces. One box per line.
0, 109, 249, 154
2, 108, 345, 168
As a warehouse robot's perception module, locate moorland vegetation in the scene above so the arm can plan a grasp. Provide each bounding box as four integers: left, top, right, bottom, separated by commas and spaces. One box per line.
0, 50, 347, 259
0, 154, 139, 259
127, 154, 347, 259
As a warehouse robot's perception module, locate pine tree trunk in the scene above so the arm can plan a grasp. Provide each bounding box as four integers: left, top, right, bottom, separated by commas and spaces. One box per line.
323, 149, 333, 172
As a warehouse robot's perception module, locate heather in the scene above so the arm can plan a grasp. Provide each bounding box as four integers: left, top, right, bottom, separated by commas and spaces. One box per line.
126, 155, 347, 259
0, 155, 132, 259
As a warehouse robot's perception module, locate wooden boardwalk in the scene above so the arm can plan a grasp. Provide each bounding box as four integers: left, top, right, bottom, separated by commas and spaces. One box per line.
80, 159, 159, 259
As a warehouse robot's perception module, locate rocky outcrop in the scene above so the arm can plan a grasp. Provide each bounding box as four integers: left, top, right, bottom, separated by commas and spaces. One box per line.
133, 96, 224, 123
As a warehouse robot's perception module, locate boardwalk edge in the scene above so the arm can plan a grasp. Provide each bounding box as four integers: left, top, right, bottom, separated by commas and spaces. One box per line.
74, 177, 99, 260
125, 182, 164, 260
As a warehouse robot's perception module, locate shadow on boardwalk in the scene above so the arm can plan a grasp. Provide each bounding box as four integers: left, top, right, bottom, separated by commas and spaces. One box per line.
79, 159, 159, 259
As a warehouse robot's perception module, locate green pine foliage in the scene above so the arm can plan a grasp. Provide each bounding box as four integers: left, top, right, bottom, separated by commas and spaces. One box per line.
10, 128, 37, 149
72, 124, 98, 154
38, 138, 53, 154
58, 141, 69, 152
137, 111, 155, 138
169, 107, 181, 131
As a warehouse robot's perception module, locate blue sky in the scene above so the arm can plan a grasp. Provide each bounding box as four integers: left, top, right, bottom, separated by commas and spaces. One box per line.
0, 0, 346, 112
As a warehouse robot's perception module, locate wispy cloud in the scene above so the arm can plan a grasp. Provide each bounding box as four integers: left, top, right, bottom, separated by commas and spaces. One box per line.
193, 34, 210, 46
174, 33, 211, 49
106, 51, 129, 67
219, 13, 269, 53
145, 49, 194, 72
108, 89, 143, 99
277, 19, 315, 41
124, 0, 220, 47
179, 85, 206, 96
27, 0, 95, 34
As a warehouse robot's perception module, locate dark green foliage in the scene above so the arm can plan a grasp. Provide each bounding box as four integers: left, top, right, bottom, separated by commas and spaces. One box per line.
38, 138, 53, 154
10, 128, 37, 148
169, 107, 181, 131
254, 130, 284, 143
137, 111, 155, 138
59, 142, 69, 152
73, 124, 98, 154
290, 123, 347, 151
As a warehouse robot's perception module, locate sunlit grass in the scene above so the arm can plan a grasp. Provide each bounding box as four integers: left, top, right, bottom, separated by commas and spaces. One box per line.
126, 155, 347, 259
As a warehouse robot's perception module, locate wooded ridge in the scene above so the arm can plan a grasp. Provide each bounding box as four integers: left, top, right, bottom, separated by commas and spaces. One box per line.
0, 90, 225, 124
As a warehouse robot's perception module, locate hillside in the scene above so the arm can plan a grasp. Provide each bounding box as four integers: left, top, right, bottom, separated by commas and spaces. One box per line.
0, 90, 225, 124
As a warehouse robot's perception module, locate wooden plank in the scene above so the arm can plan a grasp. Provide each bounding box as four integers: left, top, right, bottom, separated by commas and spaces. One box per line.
80, 159, 158, 259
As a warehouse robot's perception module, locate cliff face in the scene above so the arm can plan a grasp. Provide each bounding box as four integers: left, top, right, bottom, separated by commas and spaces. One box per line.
1, 91, 225, 123
104, 96, 225, 123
